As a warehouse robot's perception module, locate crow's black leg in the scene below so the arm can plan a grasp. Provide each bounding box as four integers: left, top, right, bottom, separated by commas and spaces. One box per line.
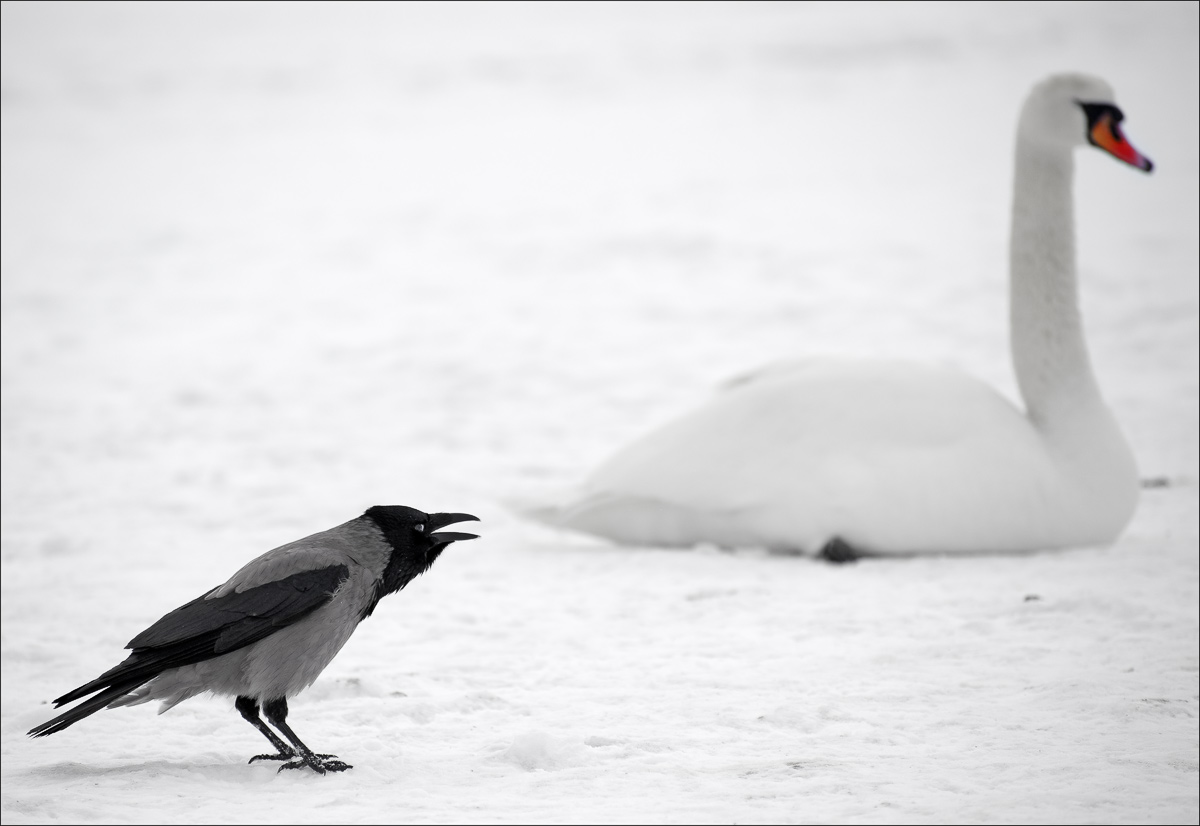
818, 537, 861, 564
239, 696, 335, 766
261, 697, 351, 775
236, 695, 302, 764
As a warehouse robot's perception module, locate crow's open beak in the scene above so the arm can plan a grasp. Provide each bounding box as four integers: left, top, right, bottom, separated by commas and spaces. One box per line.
427, 512, 480, 544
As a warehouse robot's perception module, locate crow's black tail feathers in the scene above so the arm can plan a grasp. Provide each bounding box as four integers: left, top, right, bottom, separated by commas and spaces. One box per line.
51, 672, 126, 709
29, 566, 349, 739
50, 650, 154, 708
27, 648, 181, 738
27, 679, 148, 738
31, 634, 219, 738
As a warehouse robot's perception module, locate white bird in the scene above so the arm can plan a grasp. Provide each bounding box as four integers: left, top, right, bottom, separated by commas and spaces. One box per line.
526, 73, 1153, 559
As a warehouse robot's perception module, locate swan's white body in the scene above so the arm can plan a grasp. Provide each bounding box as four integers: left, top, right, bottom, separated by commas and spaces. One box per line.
530, 74, 1147, 555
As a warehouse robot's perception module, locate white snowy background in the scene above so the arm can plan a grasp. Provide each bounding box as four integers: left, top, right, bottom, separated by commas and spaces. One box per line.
2, 1, 1197, 823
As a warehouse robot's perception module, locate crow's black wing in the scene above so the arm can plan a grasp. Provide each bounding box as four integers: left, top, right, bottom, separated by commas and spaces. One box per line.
49, 565, 349, 709
129, 564, 350, 654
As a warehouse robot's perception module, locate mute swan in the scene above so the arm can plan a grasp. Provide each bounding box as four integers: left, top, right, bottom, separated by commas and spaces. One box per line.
527, 73, 1153, 558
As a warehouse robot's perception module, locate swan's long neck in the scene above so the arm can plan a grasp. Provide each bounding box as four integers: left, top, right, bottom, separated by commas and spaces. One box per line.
1008, 140, 1106, 429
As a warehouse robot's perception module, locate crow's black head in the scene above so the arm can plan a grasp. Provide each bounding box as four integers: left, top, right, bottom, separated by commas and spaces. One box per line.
361, 505, 478, 617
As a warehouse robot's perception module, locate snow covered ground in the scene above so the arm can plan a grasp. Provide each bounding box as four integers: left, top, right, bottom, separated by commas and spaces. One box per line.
2, 2, 1197, 823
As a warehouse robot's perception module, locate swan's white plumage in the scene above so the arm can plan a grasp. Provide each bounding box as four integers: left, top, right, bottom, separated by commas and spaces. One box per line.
527, 73, 1145, 555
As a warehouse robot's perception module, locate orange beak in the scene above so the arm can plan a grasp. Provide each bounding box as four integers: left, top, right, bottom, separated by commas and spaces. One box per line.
1089, 111, 1153, 172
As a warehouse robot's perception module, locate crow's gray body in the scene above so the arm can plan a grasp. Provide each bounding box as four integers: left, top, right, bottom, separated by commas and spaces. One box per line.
113, 518, 389, 711
29, 505, 478, 774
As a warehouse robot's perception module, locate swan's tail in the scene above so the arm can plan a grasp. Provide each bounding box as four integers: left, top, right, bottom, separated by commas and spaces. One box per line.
507, 486, 749, 550
501, 486, 588, 530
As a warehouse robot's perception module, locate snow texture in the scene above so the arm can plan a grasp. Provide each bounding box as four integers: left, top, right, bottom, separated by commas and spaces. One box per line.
2, 2, 1197, 823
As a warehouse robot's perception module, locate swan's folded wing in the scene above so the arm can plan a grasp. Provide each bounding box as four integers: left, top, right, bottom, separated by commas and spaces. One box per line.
719, 358, 820, 391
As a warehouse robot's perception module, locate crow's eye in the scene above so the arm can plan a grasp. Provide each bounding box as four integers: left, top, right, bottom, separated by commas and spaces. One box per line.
414, 523, 426, 532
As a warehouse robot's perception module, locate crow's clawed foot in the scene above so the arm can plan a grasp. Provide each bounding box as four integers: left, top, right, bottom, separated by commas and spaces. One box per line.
278, 755, 352, 775
250, 750, 338, 764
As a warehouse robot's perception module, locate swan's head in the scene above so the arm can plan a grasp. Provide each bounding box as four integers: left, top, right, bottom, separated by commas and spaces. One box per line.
1018, 73, 1153, 172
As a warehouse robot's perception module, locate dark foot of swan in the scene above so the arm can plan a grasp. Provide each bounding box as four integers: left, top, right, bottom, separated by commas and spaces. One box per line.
818, 537, 860, 564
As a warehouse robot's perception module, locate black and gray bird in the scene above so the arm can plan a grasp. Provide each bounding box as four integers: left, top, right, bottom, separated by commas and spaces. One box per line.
28, 505, 478, 775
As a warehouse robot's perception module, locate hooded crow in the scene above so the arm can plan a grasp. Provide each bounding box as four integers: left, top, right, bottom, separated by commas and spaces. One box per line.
28, 504, 478, 775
